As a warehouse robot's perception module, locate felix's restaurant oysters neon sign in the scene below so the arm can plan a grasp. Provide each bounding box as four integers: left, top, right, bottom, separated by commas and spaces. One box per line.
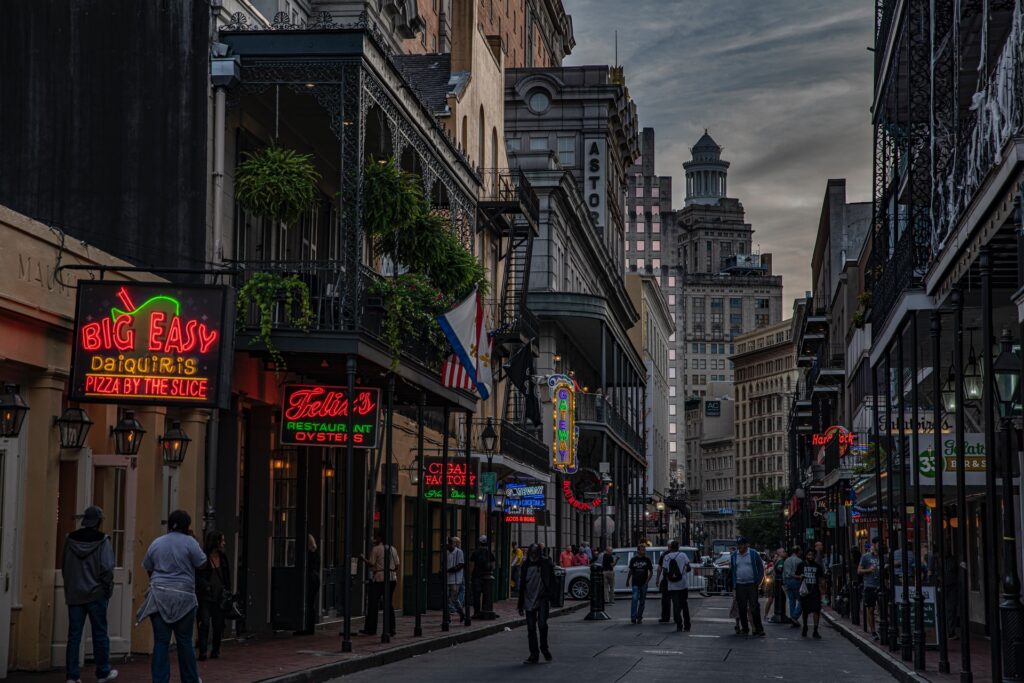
280, 385, 381, 448
69, 283, 233, 407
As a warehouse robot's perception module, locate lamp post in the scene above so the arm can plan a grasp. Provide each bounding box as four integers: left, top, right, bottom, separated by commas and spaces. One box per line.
479, 418, 498, 620
994, 324, 1024, 680
0, 384, 29, 438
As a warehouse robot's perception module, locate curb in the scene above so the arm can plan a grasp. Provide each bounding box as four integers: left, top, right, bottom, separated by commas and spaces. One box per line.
258, 601, 589, 683
822, 611, 931, 683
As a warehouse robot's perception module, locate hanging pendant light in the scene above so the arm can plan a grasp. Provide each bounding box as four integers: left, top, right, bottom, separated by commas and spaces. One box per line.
111, 410, 145, 456
0, 384, 29, 438
992, 328, 1021, 418
963, 331, 983, 401
55, 407, 93, 449
941, 352, 957, 414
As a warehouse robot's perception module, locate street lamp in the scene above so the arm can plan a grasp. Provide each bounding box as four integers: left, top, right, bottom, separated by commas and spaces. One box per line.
992, 329, 1020, 418
941, 354, 958, 414
0, 384, 29, 438
55, 407, 92, 449
111, 411, 145, 456
963, 332, 983, 401
159, 421, 191, 467
479, 418, 499, 620
481, 418, 498, 453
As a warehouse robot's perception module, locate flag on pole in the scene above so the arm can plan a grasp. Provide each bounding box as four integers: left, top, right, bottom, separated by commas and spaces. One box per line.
437, 289, 492, 399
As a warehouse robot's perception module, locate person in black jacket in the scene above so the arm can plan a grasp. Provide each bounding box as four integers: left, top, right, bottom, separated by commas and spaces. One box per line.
517, 543, 556, 664
196, 530, 231, 660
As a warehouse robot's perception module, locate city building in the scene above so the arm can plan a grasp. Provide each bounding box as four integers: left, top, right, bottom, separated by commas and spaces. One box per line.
731, 318, 798, 500
683, 382, 736, 547
625, 272, 672, 501
505, 64, 646, 551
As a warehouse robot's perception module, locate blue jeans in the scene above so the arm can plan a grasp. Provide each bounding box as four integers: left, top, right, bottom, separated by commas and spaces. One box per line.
66, 597, 111, 680
784, 578, 802, 619
630, 584, 648, 620
150, 609, 200, 683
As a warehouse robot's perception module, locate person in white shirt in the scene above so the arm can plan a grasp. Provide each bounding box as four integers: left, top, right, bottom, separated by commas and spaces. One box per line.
445, 536, 466, 622
656, 540, 692, 631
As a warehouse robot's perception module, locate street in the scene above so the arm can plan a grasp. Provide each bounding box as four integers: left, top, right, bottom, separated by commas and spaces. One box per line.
338, 595, 895, 682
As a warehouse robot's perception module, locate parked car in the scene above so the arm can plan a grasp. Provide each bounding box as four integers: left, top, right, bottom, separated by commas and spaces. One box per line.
563, 546, 705, 599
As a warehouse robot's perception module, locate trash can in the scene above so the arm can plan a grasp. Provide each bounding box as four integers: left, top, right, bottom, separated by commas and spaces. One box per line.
551, 567, 566, 608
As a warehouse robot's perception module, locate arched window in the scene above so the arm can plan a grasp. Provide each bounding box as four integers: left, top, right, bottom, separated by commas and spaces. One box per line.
461, 115, 468, 153
478, 106, 485, 170
491, 127, 498, 173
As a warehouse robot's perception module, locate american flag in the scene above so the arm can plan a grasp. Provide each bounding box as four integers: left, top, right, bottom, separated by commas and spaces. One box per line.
441, 354, 476, 391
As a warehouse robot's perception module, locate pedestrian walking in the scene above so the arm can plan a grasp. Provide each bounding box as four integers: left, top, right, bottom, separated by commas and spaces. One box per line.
581, 542, 593, 561
626, 544, 654, 624
136, 510, 207, 683
359, 532, 399, 636
658, 572, 671, 623
445, 536, 467, 622
510, 541, 523, 595
517, 543, 555, 664
559, 545, 573, 568
730, 536, 765, 636
782, 545, 803, 627
598, 545, 617, 604
196, 530, 231, 660
62, 505, 118, 683
657, 540, 691, 631
857, 538, 881, 640
468, 535, 495, 618
795, 548, 826, 639
762, 547, 783, 620
571, 545, 589, 566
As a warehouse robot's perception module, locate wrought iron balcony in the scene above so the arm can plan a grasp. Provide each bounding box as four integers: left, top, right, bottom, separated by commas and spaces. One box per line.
575, 392, 644, 455
479, 168, 539, 232
870, 224, 930, 329
233, 260, 446, 371
455, 417, 549, 476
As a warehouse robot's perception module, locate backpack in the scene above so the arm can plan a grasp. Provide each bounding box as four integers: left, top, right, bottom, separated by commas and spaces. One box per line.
666, 553, 683, 583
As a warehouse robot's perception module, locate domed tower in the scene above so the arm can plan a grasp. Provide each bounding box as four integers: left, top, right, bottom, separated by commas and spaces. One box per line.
683, 130, 730, 206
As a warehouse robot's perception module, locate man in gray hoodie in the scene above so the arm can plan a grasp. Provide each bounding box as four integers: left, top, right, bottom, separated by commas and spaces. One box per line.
62, 505, 117, 683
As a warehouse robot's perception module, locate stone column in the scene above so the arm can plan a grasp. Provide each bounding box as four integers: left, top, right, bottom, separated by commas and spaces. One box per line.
130, 405, 167, 654
178, 410, 209, 529
12, 370, 64, 670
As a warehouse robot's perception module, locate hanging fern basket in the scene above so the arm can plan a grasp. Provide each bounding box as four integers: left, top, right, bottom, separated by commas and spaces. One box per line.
235, 146, 321, 224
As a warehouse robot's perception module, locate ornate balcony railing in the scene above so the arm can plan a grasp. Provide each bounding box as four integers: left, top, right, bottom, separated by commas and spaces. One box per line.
479, 168, 539, 229
234, 260, 446, 371
870, 222, 929, 329
933, 5, 1024, 247
575, 392, 644, 454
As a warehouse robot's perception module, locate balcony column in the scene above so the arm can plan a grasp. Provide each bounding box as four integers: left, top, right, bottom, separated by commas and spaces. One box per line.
930, 311, 951, 673
600, 322, 608, 551
884, 351, 899, 651
872, 361, 889, 650
909, 314, 926, 670
896, 327, 911, 662
952, 287, 974, 681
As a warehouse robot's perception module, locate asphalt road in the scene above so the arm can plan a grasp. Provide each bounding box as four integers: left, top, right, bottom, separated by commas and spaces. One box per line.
336, 594, 896, 682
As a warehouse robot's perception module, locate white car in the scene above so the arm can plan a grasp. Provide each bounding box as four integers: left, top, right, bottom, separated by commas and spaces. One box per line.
563, 546, 705, 600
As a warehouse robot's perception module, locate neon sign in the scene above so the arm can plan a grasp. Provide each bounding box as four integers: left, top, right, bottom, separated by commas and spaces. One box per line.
280, 384, 381, 448
503, 482, 545, 512
505, 513, 537, 524
69, 283, 233, 407
423, 458, 478, 500
812, 425, 855, 455
548, 374, 578, 473
562, 480, 601, 512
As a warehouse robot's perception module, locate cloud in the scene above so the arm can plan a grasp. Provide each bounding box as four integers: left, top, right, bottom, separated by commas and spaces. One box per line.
565, 0, 874, 304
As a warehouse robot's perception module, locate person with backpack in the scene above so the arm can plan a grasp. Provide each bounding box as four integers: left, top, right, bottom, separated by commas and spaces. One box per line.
730, 536, 766, 636
656, 540, 692, 631
517, 543, 556, 664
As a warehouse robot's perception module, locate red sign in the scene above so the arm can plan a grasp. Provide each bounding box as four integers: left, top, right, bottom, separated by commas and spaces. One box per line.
280, 384, 381, 448
562, 480, 601, 512
69, 283, 233, 407
505, 513, 537, 524
423, 458, 478, 500
812, 426, 855, 451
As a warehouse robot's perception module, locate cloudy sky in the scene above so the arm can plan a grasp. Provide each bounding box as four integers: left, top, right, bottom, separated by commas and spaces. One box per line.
566, 0, 875, 305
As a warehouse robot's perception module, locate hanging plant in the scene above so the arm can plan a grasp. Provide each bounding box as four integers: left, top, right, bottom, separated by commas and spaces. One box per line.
237, 272, 314, 370
368, 273, 448, 371
235, 146, 321, 224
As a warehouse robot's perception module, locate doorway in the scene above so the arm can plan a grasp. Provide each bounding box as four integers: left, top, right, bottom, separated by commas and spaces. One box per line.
0, 438, 23, 678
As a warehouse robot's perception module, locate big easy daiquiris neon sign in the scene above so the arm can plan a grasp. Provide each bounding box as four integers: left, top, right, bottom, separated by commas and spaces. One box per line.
69, 282, 234, 407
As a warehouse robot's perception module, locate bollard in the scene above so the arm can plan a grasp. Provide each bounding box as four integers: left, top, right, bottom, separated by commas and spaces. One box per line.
478, 569, 497, 620
584, 562, 610, 620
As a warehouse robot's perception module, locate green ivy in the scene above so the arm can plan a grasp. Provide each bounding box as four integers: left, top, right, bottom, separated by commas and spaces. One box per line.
237, 272, 314, 370
235, 146, 321, 224
362, 157, 490, 367
368, 273, 448, 371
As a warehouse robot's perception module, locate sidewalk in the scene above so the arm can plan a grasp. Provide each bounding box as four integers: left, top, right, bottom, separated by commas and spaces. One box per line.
823, 607, 994, 683
9, 599, 588, 683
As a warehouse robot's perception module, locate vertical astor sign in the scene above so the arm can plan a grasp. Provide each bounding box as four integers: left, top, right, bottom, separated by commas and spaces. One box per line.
548, 373, 578, 473
280, 384, 381, 448
69, 282, 234, 408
